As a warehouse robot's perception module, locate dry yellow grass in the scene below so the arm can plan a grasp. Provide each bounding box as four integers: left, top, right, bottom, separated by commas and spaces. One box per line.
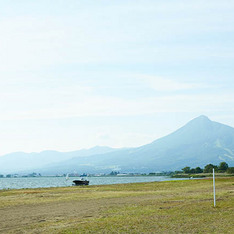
0, 177, 233, 233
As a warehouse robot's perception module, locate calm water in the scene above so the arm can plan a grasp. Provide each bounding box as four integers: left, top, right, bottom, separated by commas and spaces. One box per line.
0, 176, 187, 190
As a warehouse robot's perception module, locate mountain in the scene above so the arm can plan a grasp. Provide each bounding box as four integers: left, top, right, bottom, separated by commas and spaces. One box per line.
32, 115, 234, 174
0, 146, 117, 174
1, 115, 234, 174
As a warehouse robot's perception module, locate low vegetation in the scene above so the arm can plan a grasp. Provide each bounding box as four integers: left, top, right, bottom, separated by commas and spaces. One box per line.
0, 177, 233, 233
171, 162, 234, 178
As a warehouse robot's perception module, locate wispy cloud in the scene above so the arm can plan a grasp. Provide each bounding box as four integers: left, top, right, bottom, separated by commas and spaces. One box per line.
135, 75, 206, 92
0, 0, 233, 154
0, 91, 233, 121
1, 0, 234, 72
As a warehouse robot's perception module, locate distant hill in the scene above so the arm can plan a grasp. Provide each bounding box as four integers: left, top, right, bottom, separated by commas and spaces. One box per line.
0, 146, 117, 174
1, 115, 234, 174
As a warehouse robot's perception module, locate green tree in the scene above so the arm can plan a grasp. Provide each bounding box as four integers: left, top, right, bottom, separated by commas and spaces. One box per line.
226, 167, 234, 174
190, 168, 196, 174
218, 162, 229, 172
110, 171, 118, 176
182, 167, 191, 174
204, 164, 218, 173
195, 167, 203, 173
175, 170, 183, 174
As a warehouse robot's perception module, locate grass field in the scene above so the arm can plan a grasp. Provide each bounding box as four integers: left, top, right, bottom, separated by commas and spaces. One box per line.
0, 177, 233, 233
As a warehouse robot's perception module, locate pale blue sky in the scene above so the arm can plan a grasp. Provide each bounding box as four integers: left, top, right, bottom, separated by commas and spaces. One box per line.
0, 0, 234, 155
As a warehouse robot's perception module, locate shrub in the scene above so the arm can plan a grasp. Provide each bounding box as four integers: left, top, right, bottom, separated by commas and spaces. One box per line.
204, 164, 218, 173
226, 167, 234, 174
218, 162, 229, 172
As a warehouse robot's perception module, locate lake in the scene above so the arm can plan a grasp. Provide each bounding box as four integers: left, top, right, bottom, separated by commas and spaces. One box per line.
0, 176, 188, 190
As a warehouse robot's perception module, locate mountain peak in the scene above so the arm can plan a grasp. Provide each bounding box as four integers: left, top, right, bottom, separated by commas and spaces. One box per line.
187, 115, 211, 126
195, 115, 210, 121
198, 115, 210, 119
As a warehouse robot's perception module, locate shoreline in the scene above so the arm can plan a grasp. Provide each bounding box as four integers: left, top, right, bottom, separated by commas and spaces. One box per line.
0, 175, 190, 191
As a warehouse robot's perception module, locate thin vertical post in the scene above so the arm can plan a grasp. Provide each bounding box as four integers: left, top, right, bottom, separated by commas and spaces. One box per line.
213, 168, 216, 207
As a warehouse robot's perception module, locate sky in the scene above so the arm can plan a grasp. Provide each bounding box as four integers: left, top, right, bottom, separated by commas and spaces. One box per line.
0, 0, 234, 156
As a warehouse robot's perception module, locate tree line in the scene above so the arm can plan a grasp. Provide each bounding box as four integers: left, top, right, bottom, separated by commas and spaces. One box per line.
180, 162, 234, 174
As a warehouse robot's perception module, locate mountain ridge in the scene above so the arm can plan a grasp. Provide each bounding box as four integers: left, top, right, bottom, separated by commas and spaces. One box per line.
0, 115, 234, 174
0, 146, 118, 174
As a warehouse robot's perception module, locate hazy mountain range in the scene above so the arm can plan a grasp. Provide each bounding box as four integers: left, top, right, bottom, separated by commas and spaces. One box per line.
0, 115, 234, 175
0, 146, 117, 174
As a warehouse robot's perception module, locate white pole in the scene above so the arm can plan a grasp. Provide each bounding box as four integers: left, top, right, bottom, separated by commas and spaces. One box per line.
213, 168, 216, 207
